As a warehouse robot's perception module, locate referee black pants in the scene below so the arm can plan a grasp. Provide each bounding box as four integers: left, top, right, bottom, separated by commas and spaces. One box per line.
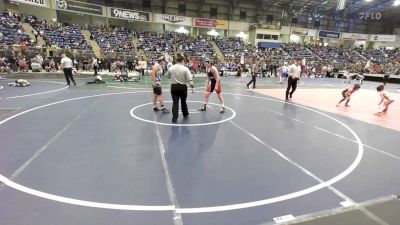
247, 74, 256, 88
63, 68, 76, 85
171, 84, 188, 121
286, 76, 298, 100
383, 75, 389, 85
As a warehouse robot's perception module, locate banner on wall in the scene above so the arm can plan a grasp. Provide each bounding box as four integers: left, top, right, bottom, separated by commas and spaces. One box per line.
194, 18, 228, 29
154, 14, 191, 26
55, 0, 104, 16
307, 29, 317, 37
109, 7, 151, 22
291, 27, 309, 36
341, 32, 369, 40
10, 0, 49, 7
368, 34, 396, 42
396, 35, 400, 42
318, 30, 341, 39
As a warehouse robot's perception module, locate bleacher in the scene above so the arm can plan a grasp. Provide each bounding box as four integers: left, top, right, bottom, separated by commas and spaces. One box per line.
258, 47, 290, 62
0, 12, 31, 46
181, 36, 215, 59
214, 37, 253, 61
0, 13, 398, 79
89, 25, 134, 53
27, 15, 89, 50
137, 32, 215, 61
308, 46, 366, 65
136, 31, 174, 59
283, 44, 318, 62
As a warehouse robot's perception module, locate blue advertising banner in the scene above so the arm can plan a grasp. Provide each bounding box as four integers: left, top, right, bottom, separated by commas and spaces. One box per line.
318, 30, 341, 39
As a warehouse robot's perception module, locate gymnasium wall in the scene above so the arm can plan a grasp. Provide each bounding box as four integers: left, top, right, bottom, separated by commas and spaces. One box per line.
19, 4, 54, 21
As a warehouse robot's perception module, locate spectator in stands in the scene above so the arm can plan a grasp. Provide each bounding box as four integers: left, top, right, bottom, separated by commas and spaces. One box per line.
0, 57, 10, 73
19, 57, 28, 72
138, 57, 147, 76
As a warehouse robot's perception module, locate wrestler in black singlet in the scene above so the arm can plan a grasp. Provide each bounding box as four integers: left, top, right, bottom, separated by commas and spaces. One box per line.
207, 68, 217, 92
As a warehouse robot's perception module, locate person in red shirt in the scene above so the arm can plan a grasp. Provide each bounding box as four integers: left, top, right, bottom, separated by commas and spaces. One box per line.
20, 41, 27, 55
192, 61, 199, 74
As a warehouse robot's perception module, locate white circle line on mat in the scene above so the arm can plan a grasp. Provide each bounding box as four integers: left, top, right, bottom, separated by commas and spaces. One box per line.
0, 91, 364, 214
130, 101, 236, 127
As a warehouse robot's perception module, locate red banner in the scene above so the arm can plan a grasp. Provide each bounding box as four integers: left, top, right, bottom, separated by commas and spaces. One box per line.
194, 18, 228, 29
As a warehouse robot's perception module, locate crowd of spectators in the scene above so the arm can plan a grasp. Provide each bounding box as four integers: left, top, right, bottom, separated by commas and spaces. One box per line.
283, 44, 318, 62
136, 31, 182, 60
136, 32, 216, 62
26, 15, 89, 50
179, 35, 215, 59
356, 47, 400, 65
89, 25, 134, 53
307, 45, 364, 65
0, 12, 31, 47
214, 37, 254, 61
258, 48, 290, 62
1, 12, 399, 77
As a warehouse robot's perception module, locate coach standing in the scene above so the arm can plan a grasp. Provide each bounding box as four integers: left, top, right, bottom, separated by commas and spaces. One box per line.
285, 57, 302, 101
60, 53, 76, 86
168, 54, 194, 123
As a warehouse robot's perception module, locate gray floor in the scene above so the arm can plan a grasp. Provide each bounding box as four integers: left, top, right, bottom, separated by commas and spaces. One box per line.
0, 77, 399, 225
285, 196, 400, 225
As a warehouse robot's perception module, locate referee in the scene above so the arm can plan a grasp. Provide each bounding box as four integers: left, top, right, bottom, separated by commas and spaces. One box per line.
60, 53, 76, 86
246, 59, 259, 89
285, 57, 302, 101
168, 54, 194, 123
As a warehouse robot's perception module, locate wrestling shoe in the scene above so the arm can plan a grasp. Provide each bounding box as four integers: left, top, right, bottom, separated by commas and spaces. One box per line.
153, 107, 160, 112
161, 108, 170, 113
198, 106, 207, 111
220, 107, 225, 113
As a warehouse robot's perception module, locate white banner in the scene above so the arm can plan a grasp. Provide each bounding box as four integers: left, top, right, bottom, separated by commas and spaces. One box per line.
369, 34, 396, 42
10, 0, 48, 7
153, 14, 191, 26
108, 7, 151, 22
307, 29, 317, 37
291, 27, 308, 36
341, 33, 369, 40
290, 28, 317, 37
